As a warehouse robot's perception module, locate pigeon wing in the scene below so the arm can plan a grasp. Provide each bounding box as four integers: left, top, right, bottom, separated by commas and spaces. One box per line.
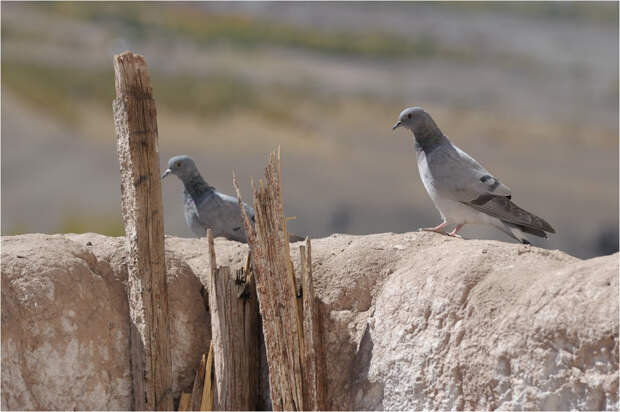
196, 191, 256, 241
430, 143, 512, 201
465, 195, 555, 233
430, 144, 554, 233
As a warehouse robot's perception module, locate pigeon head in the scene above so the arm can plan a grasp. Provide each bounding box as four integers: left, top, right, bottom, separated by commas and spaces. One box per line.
392, 107, 435, 132
161, 155, 199, 181
392, 107, 444, 148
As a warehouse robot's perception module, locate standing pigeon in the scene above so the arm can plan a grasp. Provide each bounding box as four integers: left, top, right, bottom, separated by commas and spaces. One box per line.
162, 155, 304, 243
392, 107, 555, 244
161, 155, 254, 242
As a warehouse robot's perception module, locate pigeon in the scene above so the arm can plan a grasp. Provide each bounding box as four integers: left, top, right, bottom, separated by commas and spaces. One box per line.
162, 155, 304, 243
392, 107, 555, 244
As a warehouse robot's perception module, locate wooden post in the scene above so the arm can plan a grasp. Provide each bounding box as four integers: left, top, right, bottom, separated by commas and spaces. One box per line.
206, 229, 261, 410
233, 148, 325, 410
300, 240, 326, 410
113, 51, 173, 410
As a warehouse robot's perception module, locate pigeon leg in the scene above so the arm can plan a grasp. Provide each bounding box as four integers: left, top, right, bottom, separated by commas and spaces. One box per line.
421, 221, 448, 234
447, 224, 464, 238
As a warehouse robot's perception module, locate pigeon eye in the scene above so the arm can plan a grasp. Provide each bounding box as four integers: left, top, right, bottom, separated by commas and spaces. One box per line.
176, 162, 182, 168
407, 113, 412, 119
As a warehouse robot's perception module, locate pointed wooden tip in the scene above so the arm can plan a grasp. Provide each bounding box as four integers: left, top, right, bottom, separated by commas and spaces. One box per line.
177, 393, 191, 411
200, 343, 215, 411
207, 229, 216, 274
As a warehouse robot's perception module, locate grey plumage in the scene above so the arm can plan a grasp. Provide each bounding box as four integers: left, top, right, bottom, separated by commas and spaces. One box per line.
162, 155, 255, 242
393, 107, 555, 243
162, 155, 304, 243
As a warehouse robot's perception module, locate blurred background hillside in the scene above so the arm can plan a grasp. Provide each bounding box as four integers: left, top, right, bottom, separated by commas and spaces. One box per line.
2, 2, 618, 259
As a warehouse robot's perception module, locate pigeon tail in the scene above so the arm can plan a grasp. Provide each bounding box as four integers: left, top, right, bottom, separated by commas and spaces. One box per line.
505, 222, 548, 239
504, 222, 547, 240
465, 196, 555, 236
504, 198, 556, 235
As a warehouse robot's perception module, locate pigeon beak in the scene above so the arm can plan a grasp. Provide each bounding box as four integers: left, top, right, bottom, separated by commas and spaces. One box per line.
161, 169, 172, 180
392, 121, 403, 130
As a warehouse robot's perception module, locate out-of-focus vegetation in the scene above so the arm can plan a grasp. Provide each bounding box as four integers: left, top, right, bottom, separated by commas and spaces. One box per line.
2, 62, 114, 126
44, 2, 467, 60
59, 212, 124, 237
4, 2, 615, 133
2, 2, 617, 258
5, 212, 124, 237
439, 1, 618, 24
1, 61, 317, 126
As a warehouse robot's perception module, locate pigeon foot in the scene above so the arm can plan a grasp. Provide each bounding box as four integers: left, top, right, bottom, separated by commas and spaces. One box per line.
447, 224, 464, 238
420, 221, 448, 234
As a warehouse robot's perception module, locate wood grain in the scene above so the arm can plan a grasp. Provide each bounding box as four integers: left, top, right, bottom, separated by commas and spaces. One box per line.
200, 342, 214, 411
233, 149, 325, 410
113, 50, 172, 411
190, 354, 206, 411
207, 229, 260, 410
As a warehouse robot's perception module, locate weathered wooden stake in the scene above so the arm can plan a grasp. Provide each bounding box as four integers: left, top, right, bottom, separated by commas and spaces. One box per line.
299, 239, 326, 410
234, 148, 325, 410
113, 51, 173, 410
200, 342, 215, 411
178, 393, 191, 411
206, 229, 261, 410
190, 354, 206, 411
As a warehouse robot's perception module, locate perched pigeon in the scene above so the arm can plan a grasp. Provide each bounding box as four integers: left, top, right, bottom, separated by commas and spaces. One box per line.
162, 155, 304, 243
392, 107, 555, 244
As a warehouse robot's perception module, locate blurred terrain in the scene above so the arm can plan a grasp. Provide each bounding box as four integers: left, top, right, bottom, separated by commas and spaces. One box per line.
1, 2, 618, 258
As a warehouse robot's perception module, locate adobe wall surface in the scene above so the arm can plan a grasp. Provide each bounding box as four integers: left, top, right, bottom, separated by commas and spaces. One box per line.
2, 233, 618, 410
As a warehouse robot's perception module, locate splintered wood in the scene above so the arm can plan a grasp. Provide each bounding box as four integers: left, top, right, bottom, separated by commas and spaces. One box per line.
200, 342, 215, 411
190, 354, 206, 411
234, 148, 325, 411
177, 393, 191, 411
178, 342, 214, 412
299, 240, 325, 410
113, 50, 173, 411
207, 229, 260, 410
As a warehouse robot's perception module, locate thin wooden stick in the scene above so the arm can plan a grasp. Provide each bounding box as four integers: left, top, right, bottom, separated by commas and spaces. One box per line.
190, 354, 206, 411
178, 393, 191, 411
200, 342, 214, 411
301, 239, 326, 410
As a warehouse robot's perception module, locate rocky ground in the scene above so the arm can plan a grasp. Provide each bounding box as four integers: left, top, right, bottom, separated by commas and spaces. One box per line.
2, 232, 618, 410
